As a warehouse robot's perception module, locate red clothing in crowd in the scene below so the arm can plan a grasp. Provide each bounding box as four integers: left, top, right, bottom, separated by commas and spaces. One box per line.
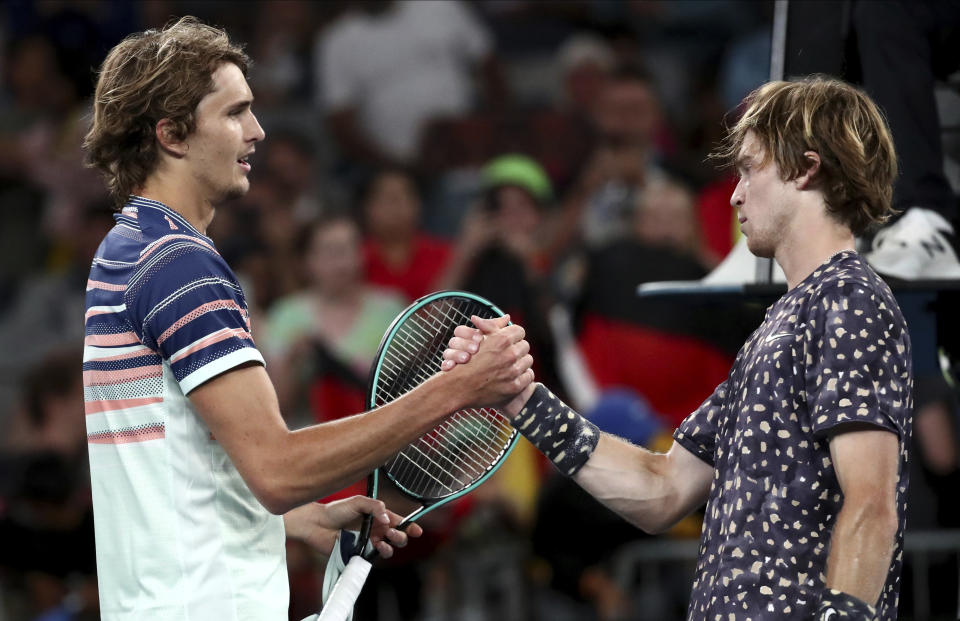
697, 174, 738, 260
364, 235, 452, 301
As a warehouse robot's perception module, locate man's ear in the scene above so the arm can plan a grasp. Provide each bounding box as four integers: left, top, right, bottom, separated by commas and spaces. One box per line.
155, 119, 189, 157
795, 151, 821, 190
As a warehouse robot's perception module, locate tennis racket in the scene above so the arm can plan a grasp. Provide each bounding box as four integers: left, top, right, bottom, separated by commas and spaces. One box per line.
315, 291, 520, 621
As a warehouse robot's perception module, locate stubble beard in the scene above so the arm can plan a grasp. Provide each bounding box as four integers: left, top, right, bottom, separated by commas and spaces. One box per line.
218, 176, 250, 203
745, 228, 776, 259
224, 184, 248, 202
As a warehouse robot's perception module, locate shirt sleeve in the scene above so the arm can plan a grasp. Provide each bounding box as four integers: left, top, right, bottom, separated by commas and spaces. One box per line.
803, 281, 911, 439
125, 243, 264, 394
673, 378, 730, 467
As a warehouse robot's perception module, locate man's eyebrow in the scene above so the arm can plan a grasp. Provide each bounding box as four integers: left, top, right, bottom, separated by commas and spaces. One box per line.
228, 99, 253, 112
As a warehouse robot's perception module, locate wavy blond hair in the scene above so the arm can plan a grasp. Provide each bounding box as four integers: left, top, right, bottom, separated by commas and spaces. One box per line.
83, 16, 249, 206
714, 77, 898, 236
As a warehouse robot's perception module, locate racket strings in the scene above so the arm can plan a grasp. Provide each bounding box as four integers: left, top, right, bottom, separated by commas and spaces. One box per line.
432, 408, 509, 464
391, 413, 502, 481
392, 408, 513, 496
373, 297, 516, 500
384, 309, 509, 492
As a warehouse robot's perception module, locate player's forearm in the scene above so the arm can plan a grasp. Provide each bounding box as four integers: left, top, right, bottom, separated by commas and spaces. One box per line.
574, 435, 694, 534
509, 384, 706, 534
824, 497, 898, 607
258, 373, 464, 513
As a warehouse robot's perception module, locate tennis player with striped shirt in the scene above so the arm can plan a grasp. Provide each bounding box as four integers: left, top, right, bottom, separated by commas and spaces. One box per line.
81, 17, 533, 621
446, 78, 913, 620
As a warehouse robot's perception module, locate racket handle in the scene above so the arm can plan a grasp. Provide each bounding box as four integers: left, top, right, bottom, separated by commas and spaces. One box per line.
360, 506, 421, 561
316, 555, 373, 621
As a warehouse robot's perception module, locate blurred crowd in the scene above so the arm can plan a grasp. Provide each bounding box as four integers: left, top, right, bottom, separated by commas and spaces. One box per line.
0, 1, 956, 621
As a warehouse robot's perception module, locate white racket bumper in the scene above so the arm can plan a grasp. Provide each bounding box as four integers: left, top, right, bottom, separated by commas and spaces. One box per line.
317, 555, 373, 621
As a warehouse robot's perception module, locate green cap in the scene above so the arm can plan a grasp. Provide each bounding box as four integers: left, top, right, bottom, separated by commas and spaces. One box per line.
483, 154, 553, 203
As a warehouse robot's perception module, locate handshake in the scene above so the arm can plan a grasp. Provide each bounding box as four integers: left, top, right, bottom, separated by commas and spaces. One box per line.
439, 314, 536, 417
440, 314, 600, 478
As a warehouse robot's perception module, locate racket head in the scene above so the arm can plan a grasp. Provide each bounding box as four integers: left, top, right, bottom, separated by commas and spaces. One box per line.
367, 291, 519, 518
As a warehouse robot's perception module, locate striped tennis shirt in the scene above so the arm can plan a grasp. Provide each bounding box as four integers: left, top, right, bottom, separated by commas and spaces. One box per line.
83, 196, 287, 621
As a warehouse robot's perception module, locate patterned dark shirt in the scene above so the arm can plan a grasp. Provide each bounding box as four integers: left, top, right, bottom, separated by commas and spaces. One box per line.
674, 251, 913, 620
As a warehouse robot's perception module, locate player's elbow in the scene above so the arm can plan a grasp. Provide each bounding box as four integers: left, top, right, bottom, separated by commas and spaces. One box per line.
839, 492, 898, 543
640, 519, 670, 536
870, 503, 899, 544
262, 495, 295, 516
632, 510, 685, 535
244, 467, 302, 515
616, 492, 692, 535
248, 481, 295, 515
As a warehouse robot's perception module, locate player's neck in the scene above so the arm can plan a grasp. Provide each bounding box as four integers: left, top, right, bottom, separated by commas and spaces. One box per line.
776, 210, 856, 290
138, 171, 215, 235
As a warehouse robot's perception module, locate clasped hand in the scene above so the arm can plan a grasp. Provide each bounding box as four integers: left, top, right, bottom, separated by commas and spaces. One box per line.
440, 314, 537, 416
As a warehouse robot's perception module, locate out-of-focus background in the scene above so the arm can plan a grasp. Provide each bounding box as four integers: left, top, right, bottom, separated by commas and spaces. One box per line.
0, 1, 957, 620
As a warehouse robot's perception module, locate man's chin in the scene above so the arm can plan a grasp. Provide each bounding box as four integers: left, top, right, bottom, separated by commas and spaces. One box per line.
221, 182, 250, 203
745, 237, 774, 259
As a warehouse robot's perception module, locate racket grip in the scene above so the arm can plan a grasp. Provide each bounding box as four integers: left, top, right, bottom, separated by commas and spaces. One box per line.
361, 506, 420, 561
317, 556, 372, 621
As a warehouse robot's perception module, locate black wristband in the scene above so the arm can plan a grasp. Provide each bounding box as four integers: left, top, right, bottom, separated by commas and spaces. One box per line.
817, 589, 876, 620
513, 383, 600, 476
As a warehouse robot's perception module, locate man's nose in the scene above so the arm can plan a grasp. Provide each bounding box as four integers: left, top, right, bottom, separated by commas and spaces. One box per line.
730, 176, 748, 208
249, 114, 266, 142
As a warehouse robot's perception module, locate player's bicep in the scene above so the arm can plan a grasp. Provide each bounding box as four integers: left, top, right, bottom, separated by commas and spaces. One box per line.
665, 440, 713, 514
828, 425, 899, 506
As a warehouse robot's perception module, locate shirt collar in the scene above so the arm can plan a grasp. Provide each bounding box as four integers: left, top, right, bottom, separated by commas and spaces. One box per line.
123, 195, 214, 244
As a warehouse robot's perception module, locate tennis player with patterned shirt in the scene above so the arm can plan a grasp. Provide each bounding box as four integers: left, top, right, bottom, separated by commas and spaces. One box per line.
447, 77, 912, 620
81, 17, 533, 621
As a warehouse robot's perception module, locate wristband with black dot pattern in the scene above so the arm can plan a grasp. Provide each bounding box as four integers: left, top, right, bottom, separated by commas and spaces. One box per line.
513, 383, 599, 476
817, 588, 876, 620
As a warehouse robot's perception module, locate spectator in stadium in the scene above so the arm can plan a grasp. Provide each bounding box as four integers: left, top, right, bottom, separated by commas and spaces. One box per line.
441, 154, 564, 394
226, 177, 302, 311
259, 129, 326, 223
523, 33, 616, 196
447, 77, 913, 621
360, 168, 452, 302
246, 0, 315, 106
633, 177, 720, 270
314, 0, 505, 170
0, 202, 113, 430
0, 349, 96, 621
264, 213, 406, 424
0, 34, 107, 252
81, 17, 533, 620
571, 176, 732, 430
214, 132, 326, 312
552, 65, 667, 253
3, 348, 86, 462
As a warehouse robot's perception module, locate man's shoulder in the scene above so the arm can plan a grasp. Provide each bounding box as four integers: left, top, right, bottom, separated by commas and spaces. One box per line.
122, 233, 237, 326
802, 253, 892, 306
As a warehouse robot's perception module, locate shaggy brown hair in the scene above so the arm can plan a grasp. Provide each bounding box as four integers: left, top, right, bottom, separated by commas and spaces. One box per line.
83, 16, 249, 206
714, 77, 898, 236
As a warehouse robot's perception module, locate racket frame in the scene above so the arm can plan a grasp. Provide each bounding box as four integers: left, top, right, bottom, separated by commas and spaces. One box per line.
356, 291, 520, 550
